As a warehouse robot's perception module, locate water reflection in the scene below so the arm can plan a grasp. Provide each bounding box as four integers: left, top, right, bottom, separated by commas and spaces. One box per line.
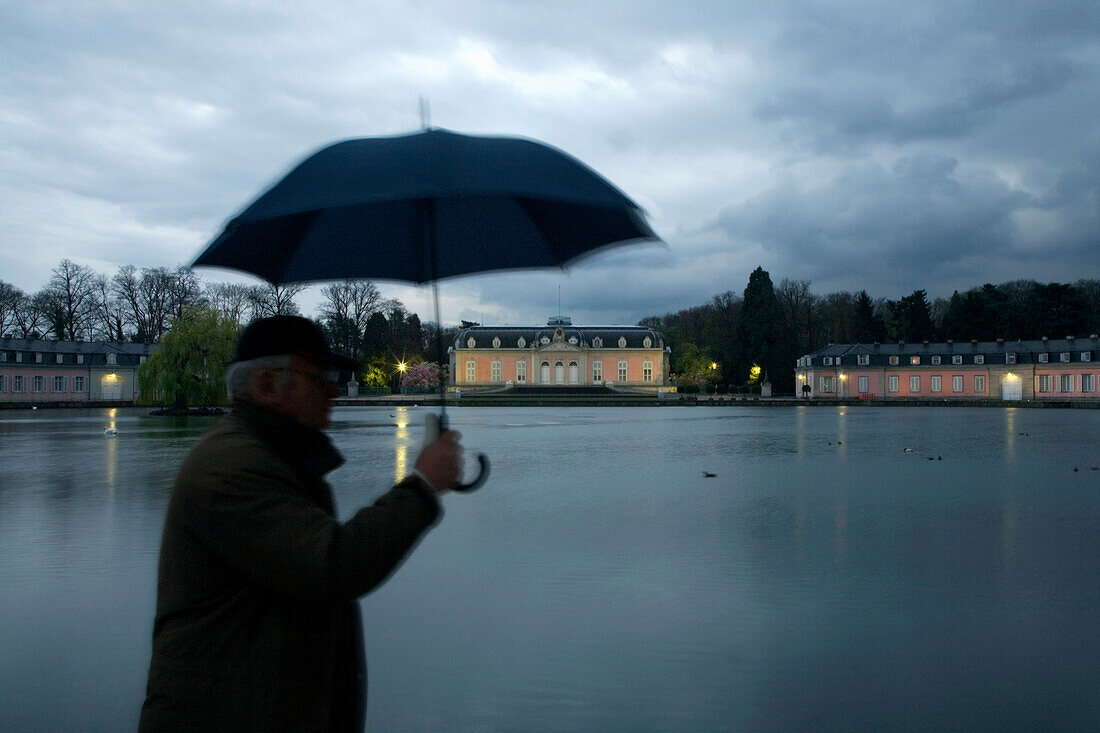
392, 407, 410, 483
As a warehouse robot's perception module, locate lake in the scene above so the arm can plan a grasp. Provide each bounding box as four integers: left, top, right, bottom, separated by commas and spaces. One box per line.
1, 405, 1098, 731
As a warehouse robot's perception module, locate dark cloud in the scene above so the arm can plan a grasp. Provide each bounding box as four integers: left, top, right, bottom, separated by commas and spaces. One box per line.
1, 1, 1097, 324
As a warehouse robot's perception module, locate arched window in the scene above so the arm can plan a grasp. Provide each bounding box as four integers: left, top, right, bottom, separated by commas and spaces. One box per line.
540, 361, 550, 383
568, 361, 579, 384
491, 359, 502, 382
592, 360, 603, 383
465, 359, 477, 383
643, 360, 653, 382
617, 359, 628, 381
554, 361, 565, 384
516, 360, 527, 382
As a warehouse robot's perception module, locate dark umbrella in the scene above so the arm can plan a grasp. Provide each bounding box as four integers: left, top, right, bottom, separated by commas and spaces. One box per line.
192, 127, 661, 490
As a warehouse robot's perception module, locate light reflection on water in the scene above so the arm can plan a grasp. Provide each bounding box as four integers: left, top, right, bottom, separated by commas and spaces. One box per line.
1, 405, 1098, 731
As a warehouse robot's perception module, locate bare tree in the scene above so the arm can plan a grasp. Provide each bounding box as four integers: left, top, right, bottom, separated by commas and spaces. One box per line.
776, 279, 817, 353
0, 280, 26, 337
319, 280, 382, 360
38, 260, 104, 340
205, 282, 256, 324
248, 283, 306, 318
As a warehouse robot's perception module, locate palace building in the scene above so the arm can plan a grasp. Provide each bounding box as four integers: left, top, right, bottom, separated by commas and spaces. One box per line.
0, 337, 155, 405
795, 336, 1100, 401
450, 316, 670, 390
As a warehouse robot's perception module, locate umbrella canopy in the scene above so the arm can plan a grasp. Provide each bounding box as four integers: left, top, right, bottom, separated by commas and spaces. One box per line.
193, 128, 659, 285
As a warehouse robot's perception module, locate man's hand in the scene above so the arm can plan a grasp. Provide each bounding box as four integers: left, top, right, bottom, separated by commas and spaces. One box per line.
414, 430, 464, 493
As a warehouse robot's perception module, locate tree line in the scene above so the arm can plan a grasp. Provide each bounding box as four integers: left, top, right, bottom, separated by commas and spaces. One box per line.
0, 260, 447, 388
641, 270, 1100, 395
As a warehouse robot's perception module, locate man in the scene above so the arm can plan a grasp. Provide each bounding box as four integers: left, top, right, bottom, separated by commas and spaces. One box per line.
139, 315, 464, 731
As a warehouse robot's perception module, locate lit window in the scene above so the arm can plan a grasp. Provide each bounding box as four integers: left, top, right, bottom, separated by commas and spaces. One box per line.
889, 356, 899, 366
952, 376, 963, 393
617, 360, 628, 381
821, 376, 836, 392
857, 375, 868, 393
1059, 374, 1073, 392
952, 355, 963, 365
974, 355, 984, 365
465, 360, 477, 383
909, 376, 920, 393
931, 355, 941, 365
888, 376, 899, 393
643, 360, 653, 382
931, 376, 942, 393
910, 356, 920, 365
491, 359, 502, 382
1038, 374, 1052, 392
592, 360, 603, 383
516, 360, 527, 382
974, 375, 986, 393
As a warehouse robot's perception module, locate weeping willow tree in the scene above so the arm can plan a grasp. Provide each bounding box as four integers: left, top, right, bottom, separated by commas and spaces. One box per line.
137, 305, 241, 408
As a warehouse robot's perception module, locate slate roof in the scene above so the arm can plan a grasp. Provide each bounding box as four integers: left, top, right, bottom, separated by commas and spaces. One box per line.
798, 337, 1100, 367
454, 323, 665, 350
0, 337, 156, 368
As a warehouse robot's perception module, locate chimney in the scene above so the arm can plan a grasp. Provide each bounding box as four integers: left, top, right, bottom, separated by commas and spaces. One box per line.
1042, 336, 1048, 342
971, 339, 977, 345
996, 338, 1004, 344
946, 339, 953, 345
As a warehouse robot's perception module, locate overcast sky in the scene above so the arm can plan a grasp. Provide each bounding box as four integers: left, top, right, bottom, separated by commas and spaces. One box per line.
2, 1, 1098, 326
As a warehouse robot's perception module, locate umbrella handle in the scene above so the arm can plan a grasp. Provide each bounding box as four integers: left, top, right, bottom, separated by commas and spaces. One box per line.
423, 413, 490, 493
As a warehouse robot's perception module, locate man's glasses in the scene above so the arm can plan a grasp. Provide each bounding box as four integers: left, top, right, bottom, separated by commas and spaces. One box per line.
277, 368, 342, 388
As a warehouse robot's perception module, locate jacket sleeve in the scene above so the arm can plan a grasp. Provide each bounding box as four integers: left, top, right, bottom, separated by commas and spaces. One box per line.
176, 437, 441, 604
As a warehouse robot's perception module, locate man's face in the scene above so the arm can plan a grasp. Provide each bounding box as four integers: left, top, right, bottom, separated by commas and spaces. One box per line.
271, 355, 340, 430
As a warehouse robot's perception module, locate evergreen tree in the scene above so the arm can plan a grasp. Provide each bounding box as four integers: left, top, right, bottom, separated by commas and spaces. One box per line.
733, 267, 793, 392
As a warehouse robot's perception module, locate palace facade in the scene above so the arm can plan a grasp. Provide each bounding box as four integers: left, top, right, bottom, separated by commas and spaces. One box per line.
450, 317, 670, 390
795, 336, 1100, 401
0, 337, 155, 404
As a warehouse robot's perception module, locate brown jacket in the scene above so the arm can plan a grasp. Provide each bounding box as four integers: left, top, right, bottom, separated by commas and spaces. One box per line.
139, 399, 441, 731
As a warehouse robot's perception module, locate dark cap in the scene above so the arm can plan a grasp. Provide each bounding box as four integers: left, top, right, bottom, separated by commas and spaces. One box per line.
233, 315, 359, 371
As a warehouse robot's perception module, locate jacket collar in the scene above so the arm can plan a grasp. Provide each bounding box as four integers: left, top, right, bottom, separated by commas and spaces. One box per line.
230, 397, 345, 481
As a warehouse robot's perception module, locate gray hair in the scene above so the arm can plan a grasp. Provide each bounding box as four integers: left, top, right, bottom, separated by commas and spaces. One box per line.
225, 354, 294, 398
